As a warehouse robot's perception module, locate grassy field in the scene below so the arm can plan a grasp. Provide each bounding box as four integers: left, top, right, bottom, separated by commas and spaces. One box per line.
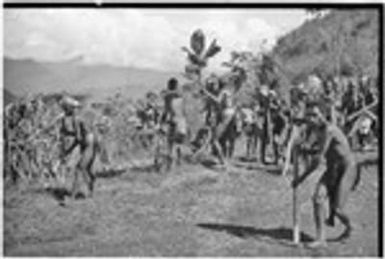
4, 8, 380, 256
4, 144, 379, 256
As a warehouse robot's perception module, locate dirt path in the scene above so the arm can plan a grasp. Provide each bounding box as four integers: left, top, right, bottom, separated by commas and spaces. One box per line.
4, 156, 379, 256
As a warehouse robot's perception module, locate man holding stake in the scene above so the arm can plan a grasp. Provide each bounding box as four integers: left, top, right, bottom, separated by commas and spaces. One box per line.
292, 104, 357, 248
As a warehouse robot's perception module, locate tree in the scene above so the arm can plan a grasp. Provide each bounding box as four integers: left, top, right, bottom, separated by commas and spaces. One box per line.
182, 29, 221, 82
222, 51, 251, 93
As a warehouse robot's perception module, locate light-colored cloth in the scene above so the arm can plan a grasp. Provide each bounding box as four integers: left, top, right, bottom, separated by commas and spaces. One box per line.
174, 116, 187, 135
308, 75, 322, 90
222, 89, 232, 97
260, 85, 269, 96
223, 107, 236, 120
241, 108, 254, 124
358, 116, 373, 135
61, 96, 81, 109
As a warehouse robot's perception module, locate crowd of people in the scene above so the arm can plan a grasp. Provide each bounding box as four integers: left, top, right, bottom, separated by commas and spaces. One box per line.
131, 70, 378, 248
133, 71, 378, 169
3, 64, 378, 247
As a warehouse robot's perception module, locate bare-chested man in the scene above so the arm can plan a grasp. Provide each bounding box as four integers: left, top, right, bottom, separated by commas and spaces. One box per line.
259, 85, 277, 164
218, 89, 239, 158
292, 105, 356, 248
241, 104, 260, 159
161, 78, 187, 167
200, 76, 230, 166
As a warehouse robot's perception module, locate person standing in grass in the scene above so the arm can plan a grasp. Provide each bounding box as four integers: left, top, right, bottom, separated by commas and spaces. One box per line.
200, 75, 230, 166
59, 95, 99, 199
160, 78, 188, 168
292, 104, 356, 248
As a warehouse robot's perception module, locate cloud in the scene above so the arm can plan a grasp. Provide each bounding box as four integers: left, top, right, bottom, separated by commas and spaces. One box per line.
4, 9, 285, 72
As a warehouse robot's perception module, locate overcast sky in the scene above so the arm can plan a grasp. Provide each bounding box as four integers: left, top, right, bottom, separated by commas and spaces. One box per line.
4, 9, 308, 71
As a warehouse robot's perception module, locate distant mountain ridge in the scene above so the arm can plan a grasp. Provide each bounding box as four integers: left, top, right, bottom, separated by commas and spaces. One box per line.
4, 57, 181, 101
5, 9, 379, 105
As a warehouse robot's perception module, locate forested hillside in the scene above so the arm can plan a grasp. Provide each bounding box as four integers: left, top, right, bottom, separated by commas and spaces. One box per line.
272, 9, 379, 83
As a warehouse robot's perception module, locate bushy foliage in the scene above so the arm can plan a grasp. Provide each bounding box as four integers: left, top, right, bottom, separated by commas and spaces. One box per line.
273, 9, 379, 87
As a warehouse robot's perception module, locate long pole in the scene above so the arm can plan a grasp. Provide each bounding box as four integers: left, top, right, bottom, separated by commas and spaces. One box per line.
282, 124, 299, 176
293, 146, 300, 244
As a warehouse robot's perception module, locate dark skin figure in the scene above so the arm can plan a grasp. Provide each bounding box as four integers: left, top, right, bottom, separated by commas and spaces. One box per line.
162, 89, 185, 169
243, 105, 262, 160
60, 106, 98, 199
201, 84, 227, 166
271, 107, 290, 165
292, 108, 356, 248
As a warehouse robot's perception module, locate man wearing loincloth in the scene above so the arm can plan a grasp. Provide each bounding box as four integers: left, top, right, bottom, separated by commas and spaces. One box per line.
292, 104, 357, 248
161, 77, 187, 140
160, 78, 188, 167
201, 76, 236, 165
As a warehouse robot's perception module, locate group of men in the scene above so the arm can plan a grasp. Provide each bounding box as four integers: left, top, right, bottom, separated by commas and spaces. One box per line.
282, 73, 379, 248
135, 72, 369, 248
134, 72, 377, 171
241, 84, 289, 165
4, 70, 377, 247
285, 98, 358, 248
135, 74, 240, 168
106, 72, 377, 248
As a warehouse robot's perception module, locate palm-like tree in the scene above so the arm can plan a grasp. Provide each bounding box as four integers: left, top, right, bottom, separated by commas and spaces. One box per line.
182, 29, 221, 81
222, 51, 252, 93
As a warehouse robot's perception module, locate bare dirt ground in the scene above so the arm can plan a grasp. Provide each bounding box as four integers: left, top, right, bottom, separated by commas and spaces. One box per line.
4, 149, 379, 257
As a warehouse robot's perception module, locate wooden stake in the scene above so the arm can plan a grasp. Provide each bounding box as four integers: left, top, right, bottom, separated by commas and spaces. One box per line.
346, 101, 378, 123
293, 146, 300, 244
282, 125, 299, 176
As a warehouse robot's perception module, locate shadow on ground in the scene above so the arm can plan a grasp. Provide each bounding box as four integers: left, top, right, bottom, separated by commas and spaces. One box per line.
197, 223, 313, 246
232, 162, 283, 176
44, 187, 72, 202
200, 159, 222, 170
96, 169, 127, 178
237, 156, 259, 163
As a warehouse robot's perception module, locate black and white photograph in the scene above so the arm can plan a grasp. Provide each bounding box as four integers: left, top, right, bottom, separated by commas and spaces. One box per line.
2, 2, 382, 257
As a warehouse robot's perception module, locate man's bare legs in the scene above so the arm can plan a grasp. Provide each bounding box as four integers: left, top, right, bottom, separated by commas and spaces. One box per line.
308, 183, 328, 248
333, 169, 354, 241
212, 139, 226, 166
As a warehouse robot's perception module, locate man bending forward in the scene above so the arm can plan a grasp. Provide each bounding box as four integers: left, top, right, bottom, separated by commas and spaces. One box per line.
293, 106, 357, 248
